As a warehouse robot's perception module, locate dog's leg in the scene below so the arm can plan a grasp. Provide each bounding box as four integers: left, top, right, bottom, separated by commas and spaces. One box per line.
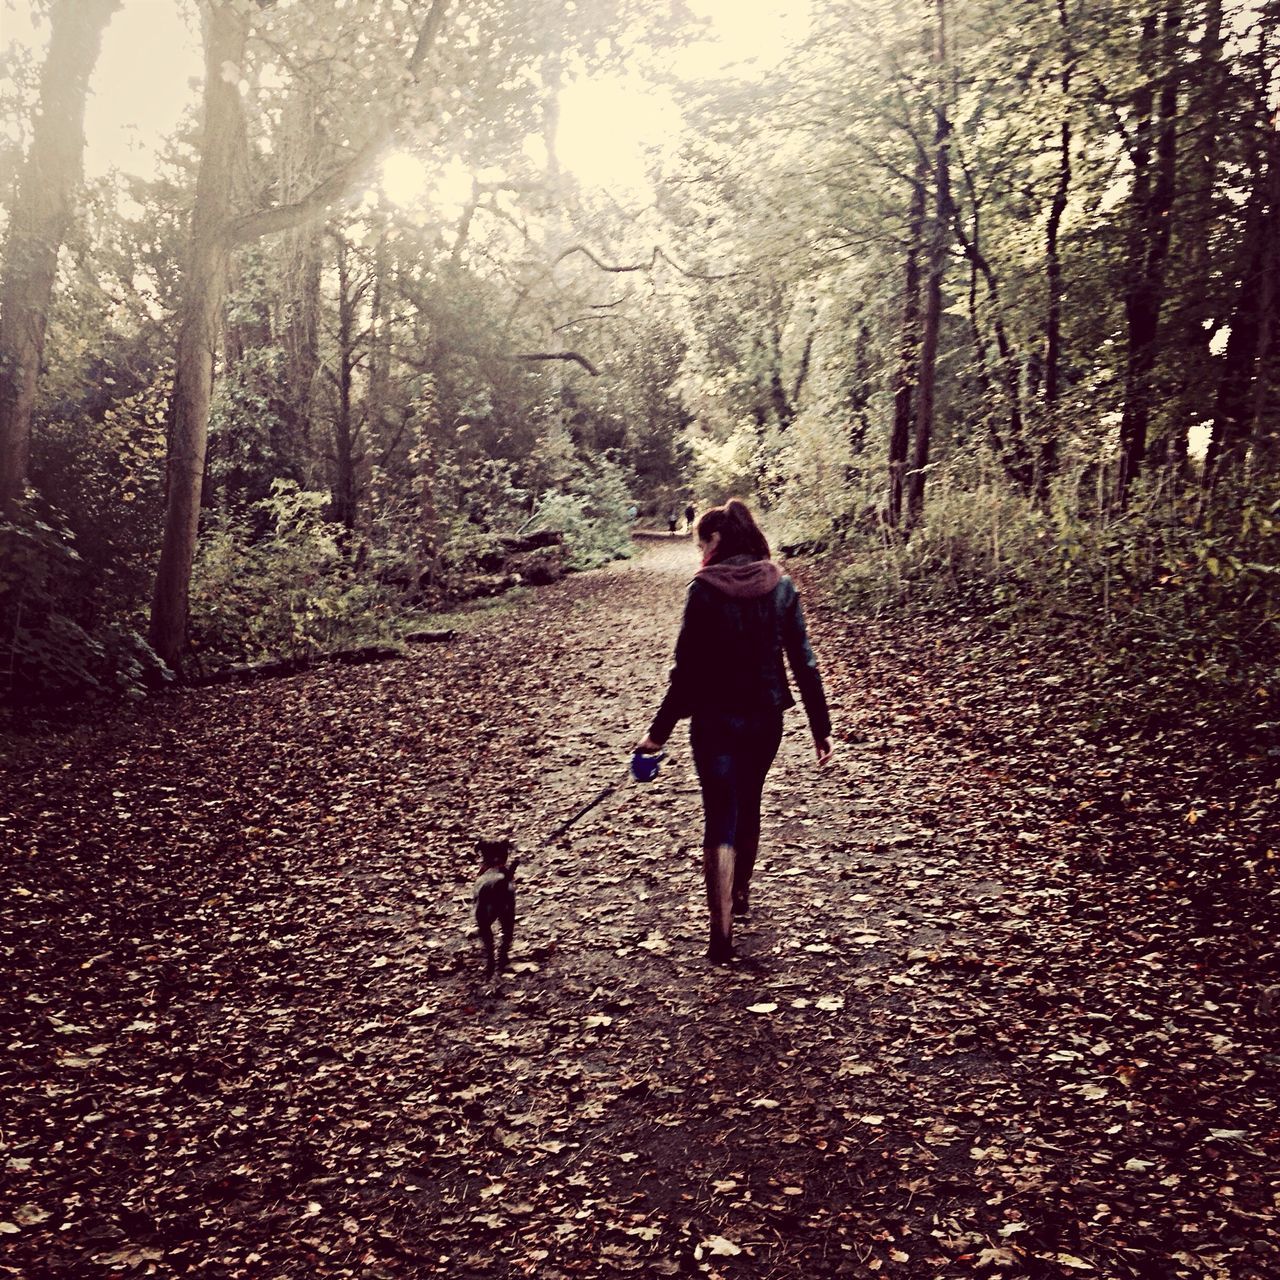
478, 912, 496, 977
497, 893, 514, 972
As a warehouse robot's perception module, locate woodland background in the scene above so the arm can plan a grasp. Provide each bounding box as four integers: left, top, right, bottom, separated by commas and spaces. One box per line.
0, 0, 1277, 755
2, 7, 1279, 1275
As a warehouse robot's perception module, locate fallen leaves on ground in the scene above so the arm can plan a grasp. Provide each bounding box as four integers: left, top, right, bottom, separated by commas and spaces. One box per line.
1, 540, 1276, 1279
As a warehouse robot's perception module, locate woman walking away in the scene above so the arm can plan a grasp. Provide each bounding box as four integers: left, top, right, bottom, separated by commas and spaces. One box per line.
635, 499, 833, 963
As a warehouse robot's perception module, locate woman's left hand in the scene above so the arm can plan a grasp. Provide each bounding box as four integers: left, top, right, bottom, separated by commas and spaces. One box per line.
634, 735, 663, 754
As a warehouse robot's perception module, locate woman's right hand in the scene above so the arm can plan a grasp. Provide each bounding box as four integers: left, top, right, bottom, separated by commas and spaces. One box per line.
813, 737, 834, 767
634, 735, 664, 754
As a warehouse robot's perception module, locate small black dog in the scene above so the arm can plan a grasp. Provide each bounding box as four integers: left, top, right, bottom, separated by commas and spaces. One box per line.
474, 838, 518, 976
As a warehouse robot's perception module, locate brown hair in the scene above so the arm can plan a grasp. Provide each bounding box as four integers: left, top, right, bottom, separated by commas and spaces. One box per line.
697, 498, 771, 564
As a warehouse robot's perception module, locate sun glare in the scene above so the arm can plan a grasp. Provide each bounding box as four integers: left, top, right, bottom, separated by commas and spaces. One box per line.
381, 151, 430, 207
49, 0, 201, 180
436, 157, 476, 212
2, 0, 809, 195
380, 151, 476, 215
554, 1, 810, 192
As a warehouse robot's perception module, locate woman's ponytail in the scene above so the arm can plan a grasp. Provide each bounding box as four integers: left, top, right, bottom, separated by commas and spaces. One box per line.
697, 498, 771, 564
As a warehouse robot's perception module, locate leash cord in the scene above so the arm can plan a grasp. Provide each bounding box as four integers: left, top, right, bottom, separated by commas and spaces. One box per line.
546, 780, 623, 843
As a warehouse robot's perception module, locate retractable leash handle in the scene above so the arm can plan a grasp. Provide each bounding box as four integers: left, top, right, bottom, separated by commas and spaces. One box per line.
629, 748, 666, 783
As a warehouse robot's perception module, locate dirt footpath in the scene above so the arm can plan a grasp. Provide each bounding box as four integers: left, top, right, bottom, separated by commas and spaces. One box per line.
1, 539, 1276, 1279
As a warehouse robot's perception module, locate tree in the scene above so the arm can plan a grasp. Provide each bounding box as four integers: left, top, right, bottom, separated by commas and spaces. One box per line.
1205, 109, 1280, 482
887, 170, 925, 527
906, 0, 952, 525
1114, 2, 1182, 505
0, 0, 119, 515
149, 0, 450, 671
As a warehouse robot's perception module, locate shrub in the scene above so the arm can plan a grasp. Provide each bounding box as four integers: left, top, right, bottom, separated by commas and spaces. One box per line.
427, 458, 530, 593
526, 456, 635, 571
0, 505, 166, 702
188, 480, 395, 671
833, 467, 1280, 744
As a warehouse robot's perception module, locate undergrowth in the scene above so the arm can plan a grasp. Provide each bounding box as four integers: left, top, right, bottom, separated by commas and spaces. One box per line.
831, 471, 1280, 754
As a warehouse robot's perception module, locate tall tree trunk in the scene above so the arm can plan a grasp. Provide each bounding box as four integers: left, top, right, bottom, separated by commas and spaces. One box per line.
966, 259, 994, 402
907, 0, 951, 526
1205, 169, 1271, 482
332, 236, 358, 532
412, 383, 440, 591
278, 83, 325, 478
1162, 0, 1222, 473
962, 259, 1024, 483
1115, 2, 1182, 506
367, 231, 391, 426
767, 309, 795, 431
149, 0, 248, 671
147, 0, 450, 670
1246, 136, 1279, 475
1204, 113, 1280, 482
888, 170, 926, 527
0, 0, 118, 515
952, 188, 1029, 490
1040, 0, 1075, 496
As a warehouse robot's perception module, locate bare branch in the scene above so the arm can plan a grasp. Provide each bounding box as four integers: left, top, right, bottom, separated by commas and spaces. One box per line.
513, 351, 600, 375
553, 243, 746, 282
552, 314, 627, 334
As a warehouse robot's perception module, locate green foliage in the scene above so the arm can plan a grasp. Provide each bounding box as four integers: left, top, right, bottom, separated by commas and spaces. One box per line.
32, 350, 170, 614
188, 481, 395, 670
427, 457, 529, 589
834, 470, 1280, 744
527, 455, 635, 571
688, 424, 760, 511
208, 346, 301, 511
8, 0, 1277, 713
0, 204, 173, 703
0, 506, 166, 702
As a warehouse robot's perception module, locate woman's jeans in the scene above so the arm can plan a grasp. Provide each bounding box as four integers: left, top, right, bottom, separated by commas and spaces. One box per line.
690, 709, 784, 898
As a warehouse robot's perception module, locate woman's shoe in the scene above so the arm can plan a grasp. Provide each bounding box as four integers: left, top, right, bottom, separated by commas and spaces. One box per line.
706, 936, 736, 964
731, 892, 751, 920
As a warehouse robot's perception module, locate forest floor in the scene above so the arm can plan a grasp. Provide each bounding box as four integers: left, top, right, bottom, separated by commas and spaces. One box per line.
2, 538, 1278, 1280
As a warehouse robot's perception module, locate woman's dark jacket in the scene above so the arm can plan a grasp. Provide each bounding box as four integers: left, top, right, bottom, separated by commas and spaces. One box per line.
648, 554, 831, 745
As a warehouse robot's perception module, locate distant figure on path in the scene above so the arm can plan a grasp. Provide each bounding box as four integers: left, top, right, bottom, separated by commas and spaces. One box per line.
667, 511, 678, 534
684, 502, 696, 533
635, 498, 833, 963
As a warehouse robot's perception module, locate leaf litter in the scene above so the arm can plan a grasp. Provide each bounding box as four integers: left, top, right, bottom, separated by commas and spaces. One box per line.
0, 539, 1276, 1278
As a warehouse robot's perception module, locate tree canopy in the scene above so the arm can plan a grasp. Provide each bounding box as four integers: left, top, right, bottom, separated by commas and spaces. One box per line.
0, 0, 1276, 714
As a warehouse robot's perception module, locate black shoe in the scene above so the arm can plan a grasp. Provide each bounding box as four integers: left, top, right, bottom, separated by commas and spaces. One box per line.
731, 893, 751, 920
706, 937, 736, 964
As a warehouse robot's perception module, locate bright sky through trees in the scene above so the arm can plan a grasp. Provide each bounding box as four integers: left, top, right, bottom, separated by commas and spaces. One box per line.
3, 0, 810, 198
552, 0, 811, 192
1, 1, 202, 180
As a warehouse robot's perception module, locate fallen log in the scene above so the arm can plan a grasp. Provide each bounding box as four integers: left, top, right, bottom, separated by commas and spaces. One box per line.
188, 643, 406, 687
404, 628, 456, 644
